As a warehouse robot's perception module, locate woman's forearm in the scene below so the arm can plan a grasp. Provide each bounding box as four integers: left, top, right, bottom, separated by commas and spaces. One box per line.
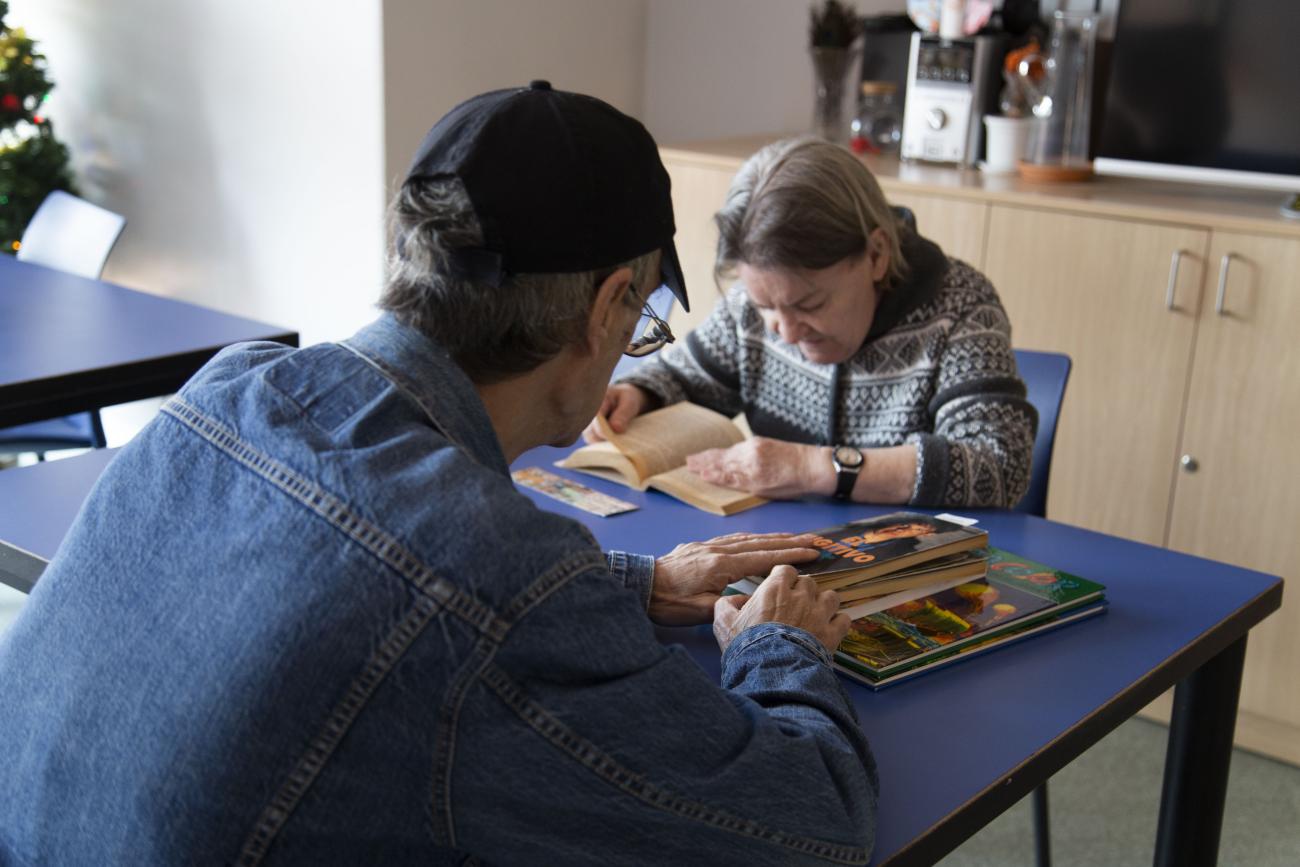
806, 444, 918, 504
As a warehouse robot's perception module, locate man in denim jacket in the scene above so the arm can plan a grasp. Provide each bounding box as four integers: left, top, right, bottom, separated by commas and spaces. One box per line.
0, 83, 878, 865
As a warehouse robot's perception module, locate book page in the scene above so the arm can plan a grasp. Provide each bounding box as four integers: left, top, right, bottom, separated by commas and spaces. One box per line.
598, 402, 745, 480
646, 465, 766, 516
555, 441, 642, 488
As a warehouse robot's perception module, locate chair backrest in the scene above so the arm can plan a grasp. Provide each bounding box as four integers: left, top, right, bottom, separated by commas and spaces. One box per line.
16, 190, 126, 280
1012, 349, 1072, 518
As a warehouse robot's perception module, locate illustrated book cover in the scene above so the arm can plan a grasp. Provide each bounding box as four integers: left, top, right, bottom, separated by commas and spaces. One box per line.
796, 511, 990, 590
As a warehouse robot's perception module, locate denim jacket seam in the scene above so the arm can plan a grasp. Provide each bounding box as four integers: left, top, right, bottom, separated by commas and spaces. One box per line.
477, 662, 870, 865
337, 340, 465, 455
162, 397, 510, 643
502, 549, 610, 623
430, 635, 499, 850
236, 592, 443, 866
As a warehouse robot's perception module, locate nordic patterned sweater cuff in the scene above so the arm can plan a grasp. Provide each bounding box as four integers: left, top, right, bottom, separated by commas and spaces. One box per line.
908, 432, 950, 506
605, 550, 655, 612
720, 622, 836, 674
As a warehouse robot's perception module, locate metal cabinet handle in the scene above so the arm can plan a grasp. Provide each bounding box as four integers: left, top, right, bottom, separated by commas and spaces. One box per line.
1215, 253, 1236, 316
1165, 249, 1185, 310
1181, 454, 1199, 473
1165, 249, 1186, 310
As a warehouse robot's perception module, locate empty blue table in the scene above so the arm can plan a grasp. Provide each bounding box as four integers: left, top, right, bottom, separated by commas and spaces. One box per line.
0, 256, 297, 428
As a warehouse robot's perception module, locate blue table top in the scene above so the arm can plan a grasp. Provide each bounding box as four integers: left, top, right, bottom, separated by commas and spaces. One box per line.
0, 443, 1282, 865
0, 256, 297, 426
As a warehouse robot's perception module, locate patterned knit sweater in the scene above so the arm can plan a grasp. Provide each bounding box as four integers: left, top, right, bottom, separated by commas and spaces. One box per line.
618, 231, 1037, 509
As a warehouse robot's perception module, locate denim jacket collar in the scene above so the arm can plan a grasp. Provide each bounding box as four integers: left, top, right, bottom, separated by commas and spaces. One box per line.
342, 313, 510, 477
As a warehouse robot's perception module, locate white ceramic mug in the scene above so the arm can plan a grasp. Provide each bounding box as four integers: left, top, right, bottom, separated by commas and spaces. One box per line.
983, 115, 1032, 172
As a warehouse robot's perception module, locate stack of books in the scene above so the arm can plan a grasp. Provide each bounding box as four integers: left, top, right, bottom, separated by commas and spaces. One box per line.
728, 512, 1107, 690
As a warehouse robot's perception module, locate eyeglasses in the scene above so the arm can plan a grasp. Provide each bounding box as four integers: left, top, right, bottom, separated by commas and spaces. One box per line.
625, 300, 675, 357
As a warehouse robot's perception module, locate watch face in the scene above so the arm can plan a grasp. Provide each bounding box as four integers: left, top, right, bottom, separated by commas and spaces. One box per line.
834, 445, 864, 469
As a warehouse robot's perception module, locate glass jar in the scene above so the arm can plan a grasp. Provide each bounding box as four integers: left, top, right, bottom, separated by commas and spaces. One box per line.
849, 81, 901, 154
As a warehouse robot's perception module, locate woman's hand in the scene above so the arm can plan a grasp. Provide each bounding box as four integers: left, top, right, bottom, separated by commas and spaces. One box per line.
583, 384, 656, 442
686, 437, 835, 499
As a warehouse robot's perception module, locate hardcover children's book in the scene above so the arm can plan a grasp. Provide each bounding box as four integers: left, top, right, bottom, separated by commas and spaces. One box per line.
557, 402, 766, 516
837, 602, 1108, 689
729, 549, 988, 608
833, 547, 1107, 687
796, 511, 990, 590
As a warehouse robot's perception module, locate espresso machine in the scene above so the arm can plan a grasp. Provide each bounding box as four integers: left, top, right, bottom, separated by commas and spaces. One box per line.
900, 32, 1007, 166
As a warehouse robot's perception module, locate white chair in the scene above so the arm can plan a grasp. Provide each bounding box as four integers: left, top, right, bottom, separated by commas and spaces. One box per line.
1, 191, 126, 459
16, 189, 126, 279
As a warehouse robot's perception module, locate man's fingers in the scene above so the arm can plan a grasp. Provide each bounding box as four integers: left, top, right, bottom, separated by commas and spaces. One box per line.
714, 593, 748, 613
716, 539, 821, 558
828, 611, 852, 641
710, 533, 820, 553
729, 548, 820, 578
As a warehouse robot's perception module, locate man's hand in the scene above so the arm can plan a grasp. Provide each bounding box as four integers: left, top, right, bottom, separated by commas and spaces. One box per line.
685, 437, 835, 499
583, 384, 657, 443
649, 532, 821, 626
713, 566, 851, 654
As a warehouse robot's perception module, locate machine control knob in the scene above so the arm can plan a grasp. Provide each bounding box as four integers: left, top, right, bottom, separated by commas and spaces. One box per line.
926, 107, 947, 131
1180, 454, 1199, 473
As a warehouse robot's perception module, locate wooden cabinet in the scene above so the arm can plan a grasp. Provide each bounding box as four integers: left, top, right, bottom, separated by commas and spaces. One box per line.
886, 191, 988, 269
1163, 230, 1300, 763
661, 137, 1300, 763
662, 155, 736, 337
981, 206, 1210, 545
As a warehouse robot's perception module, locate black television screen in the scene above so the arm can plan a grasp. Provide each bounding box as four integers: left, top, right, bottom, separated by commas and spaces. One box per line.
1098, 0, 1300, 180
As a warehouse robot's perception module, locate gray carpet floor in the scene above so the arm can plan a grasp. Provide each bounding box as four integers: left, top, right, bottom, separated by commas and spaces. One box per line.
938, 716, 1300, 866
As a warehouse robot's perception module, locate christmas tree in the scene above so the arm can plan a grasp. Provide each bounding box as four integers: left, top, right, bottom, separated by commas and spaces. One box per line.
0, 0, 76, 255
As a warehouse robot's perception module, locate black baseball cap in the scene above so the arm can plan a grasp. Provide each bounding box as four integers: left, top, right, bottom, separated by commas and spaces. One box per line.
404, 80, 689, 312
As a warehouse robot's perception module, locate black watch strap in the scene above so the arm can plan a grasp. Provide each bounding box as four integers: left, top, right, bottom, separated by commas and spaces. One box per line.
831, 445, 863, 500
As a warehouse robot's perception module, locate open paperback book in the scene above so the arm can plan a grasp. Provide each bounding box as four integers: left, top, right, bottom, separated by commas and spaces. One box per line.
833, 547, 1107, 688
556, 402, 766, 516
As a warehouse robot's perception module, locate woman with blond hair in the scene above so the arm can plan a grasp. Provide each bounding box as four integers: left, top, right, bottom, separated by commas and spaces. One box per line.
586, 136, 1036, 509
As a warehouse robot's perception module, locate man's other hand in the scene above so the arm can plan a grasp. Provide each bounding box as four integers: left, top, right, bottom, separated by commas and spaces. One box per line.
649, 533, 821, 626
713, 566, 851, 654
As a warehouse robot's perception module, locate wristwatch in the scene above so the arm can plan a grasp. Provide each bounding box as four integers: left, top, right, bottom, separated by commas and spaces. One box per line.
831, 445, 864, 500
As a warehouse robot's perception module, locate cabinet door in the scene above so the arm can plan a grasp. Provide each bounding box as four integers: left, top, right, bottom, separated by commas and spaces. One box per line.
885, 190, 988, 269
1168, 230, 1300, 742
983, 205, 1209, 545
661, 157, 737, 337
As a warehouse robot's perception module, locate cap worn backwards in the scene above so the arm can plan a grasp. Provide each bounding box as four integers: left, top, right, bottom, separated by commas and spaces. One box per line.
403, 80, 688, 312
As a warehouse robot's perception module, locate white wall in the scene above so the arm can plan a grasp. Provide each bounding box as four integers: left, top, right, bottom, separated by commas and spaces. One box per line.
644, 0, 902, 145
7, 0, 386, 347
382, 0, 647, 193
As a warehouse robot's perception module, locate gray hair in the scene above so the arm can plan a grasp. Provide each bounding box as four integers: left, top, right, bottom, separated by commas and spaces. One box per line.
713, 136, 908, 289
380, 177, 657, 384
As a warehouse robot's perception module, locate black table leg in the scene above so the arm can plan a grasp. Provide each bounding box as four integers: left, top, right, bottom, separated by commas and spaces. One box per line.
1032, 783, 1051, 867
1153, 634, 1247, 867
